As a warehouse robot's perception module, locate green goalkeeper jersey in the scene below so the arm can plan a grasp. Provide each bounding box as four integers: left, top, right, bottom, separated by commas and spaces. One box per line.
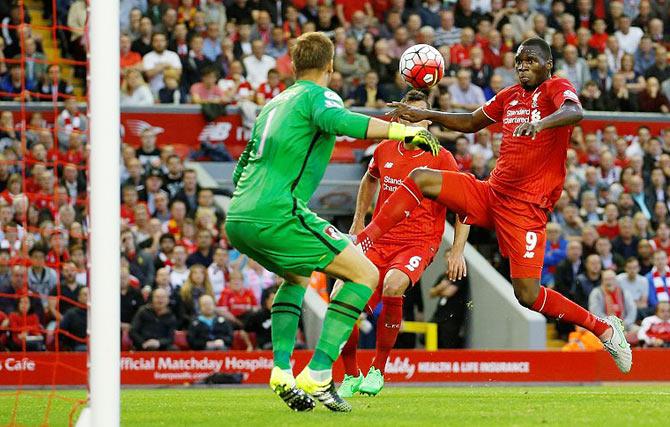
227, 80, 371, 223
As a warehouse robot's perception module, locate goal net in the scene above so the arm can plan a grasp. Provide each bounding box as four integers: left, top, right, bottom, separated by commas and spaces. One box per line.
0, 0, 119, 425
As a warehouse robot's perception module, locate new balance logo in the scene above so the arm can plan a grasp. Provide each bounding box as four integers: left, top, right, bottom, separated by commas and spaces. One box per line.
384, 162, 394, 169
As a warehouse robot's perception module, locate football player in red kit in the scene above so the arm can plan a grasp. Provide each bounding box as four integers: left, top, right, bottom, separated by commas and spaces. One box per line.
336, 90, 470, 397
356, 38, 632, 373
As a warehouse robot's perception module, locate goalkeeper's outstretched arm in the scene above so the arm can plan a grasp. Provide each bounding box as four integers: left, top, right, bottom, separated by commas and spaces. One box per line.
313, 101, 441, 155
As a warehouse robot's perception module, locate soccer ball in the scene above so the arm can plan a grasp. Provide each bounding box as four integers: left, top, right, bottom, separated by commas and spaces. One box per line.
399, 44, 445, 90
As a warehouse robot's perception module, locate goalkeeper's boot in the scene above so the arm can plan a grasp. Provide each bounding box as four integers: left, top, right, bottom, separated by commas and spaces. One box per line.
269, 366, 316, 412
601, 315, 633, 373
358, 366, 384, 396
337, 371, 364, 398
296, 368, 352, 412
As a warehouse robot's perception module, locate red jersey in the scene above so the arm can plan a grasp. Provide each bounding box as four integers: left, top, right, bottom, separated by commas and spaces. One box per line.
257, 82, 286, 101
450, 43, 474, 66
335, 0, 369, 21
482, 76, 581, 210
8, 312, 42, 346
217, 288, 257, 317
651, 237, 670, 258
596, 223, 620, 240
368, 140, 458, 247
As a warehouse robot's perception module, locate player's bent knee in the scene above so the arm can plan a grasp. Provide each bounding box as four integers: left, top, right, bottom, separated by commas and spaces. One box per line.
382, 271, 410, 296
408, 167, 431, 187
382, 280, 407, 296
408, 167, 442, 198
512, 280, 540, 307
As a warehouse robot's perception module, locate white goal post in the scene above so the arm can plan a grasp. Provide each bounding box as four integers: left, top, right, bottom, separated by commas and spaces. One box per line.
78, 0, 121, 425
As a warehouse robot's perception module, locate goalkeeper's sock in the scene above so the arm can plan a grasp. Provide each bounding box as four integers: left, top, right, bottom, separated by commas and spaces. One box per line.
271, 283, 306, 370
340, 324, 360, 376
308, 282, 373, 372
357, 177, 423, 246
531, 286, 610, 337
371, 296, 403, 373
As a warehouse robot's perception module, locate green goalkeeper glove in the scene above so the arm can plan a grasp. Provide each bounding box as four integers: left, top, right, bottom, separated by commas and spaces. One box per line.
388, 123, 440, 156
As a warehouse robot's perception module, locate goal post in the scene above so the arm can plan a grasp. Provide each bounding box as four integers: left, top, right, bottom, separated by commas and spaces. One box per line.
81, 0, 121, 425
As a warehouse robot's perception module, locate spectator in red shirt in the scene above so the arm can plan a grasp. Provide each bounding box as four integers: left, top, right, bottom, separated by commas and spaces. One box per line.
60, 131, 86, 165
614, 137, 631, 169
0, 173, 22, 206
589, 18, 609, 53
450, 27, 477, 67
282, 5, 303, 39
482, 30, 507, 68
335, 0, 372, 27
121, 185, 140, 225
638, 302, 670, 347
45, 232, 70, 269
255, 69, 286, 106
30, 169, 56, 213
560, 13, 578, 46
120, 33, 142, 74
217, 268, 258, 327
454, 135, 473, 171
651, 223, 670, 258
6, 295, 44, 351
597, 203, 621, 240
217, 61, 254, 105
180, 219, 198, 254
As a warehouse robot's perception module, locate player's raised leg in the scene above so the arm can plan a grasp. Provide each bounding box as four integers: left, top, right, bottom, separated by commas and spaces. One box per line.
356, 169, 489, 248
295, 243, 379, 412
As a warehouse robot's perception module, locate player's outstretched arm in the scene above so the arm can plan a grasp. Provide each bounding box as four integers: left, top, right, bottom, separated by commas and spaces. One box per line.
513, 100, 584, 139
312, 91, 440, 154
350, 172, 378, 235
386, 102, 494, 134
446, 217, 470, 281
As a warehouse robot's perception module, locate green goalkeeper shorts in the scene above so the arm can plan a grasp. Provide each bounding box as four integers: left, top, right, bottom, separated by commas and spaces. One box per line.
225, 211, 350, 278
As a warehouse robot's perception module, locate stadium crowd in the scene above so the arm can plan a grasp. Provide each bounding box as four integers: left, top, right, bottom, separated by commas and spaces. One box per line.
1, 0, 670, 352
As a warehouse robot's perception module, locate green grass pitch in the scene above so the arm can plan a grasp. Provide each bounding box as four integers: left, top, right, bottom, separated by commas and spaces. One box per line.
1, 385, 668, 426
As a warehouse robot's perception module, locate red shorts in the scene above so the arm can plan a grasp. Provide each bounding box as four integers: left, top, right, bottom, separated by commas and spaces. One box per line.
365, 242, 437, 310
436, 171, 547, 279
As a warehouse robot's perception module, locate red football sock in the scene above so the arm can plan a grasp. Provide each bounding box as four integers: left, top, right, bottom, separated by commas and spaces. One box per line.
340, 324, 360, 376
531, 286, 610, 337
357, 178, 423, 247
372, 296, 404, 373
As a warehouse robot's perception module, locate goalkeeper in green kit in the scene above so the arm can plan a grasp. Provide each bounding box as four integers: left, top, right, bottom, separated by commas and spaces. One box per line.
225, 32, 439, 413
